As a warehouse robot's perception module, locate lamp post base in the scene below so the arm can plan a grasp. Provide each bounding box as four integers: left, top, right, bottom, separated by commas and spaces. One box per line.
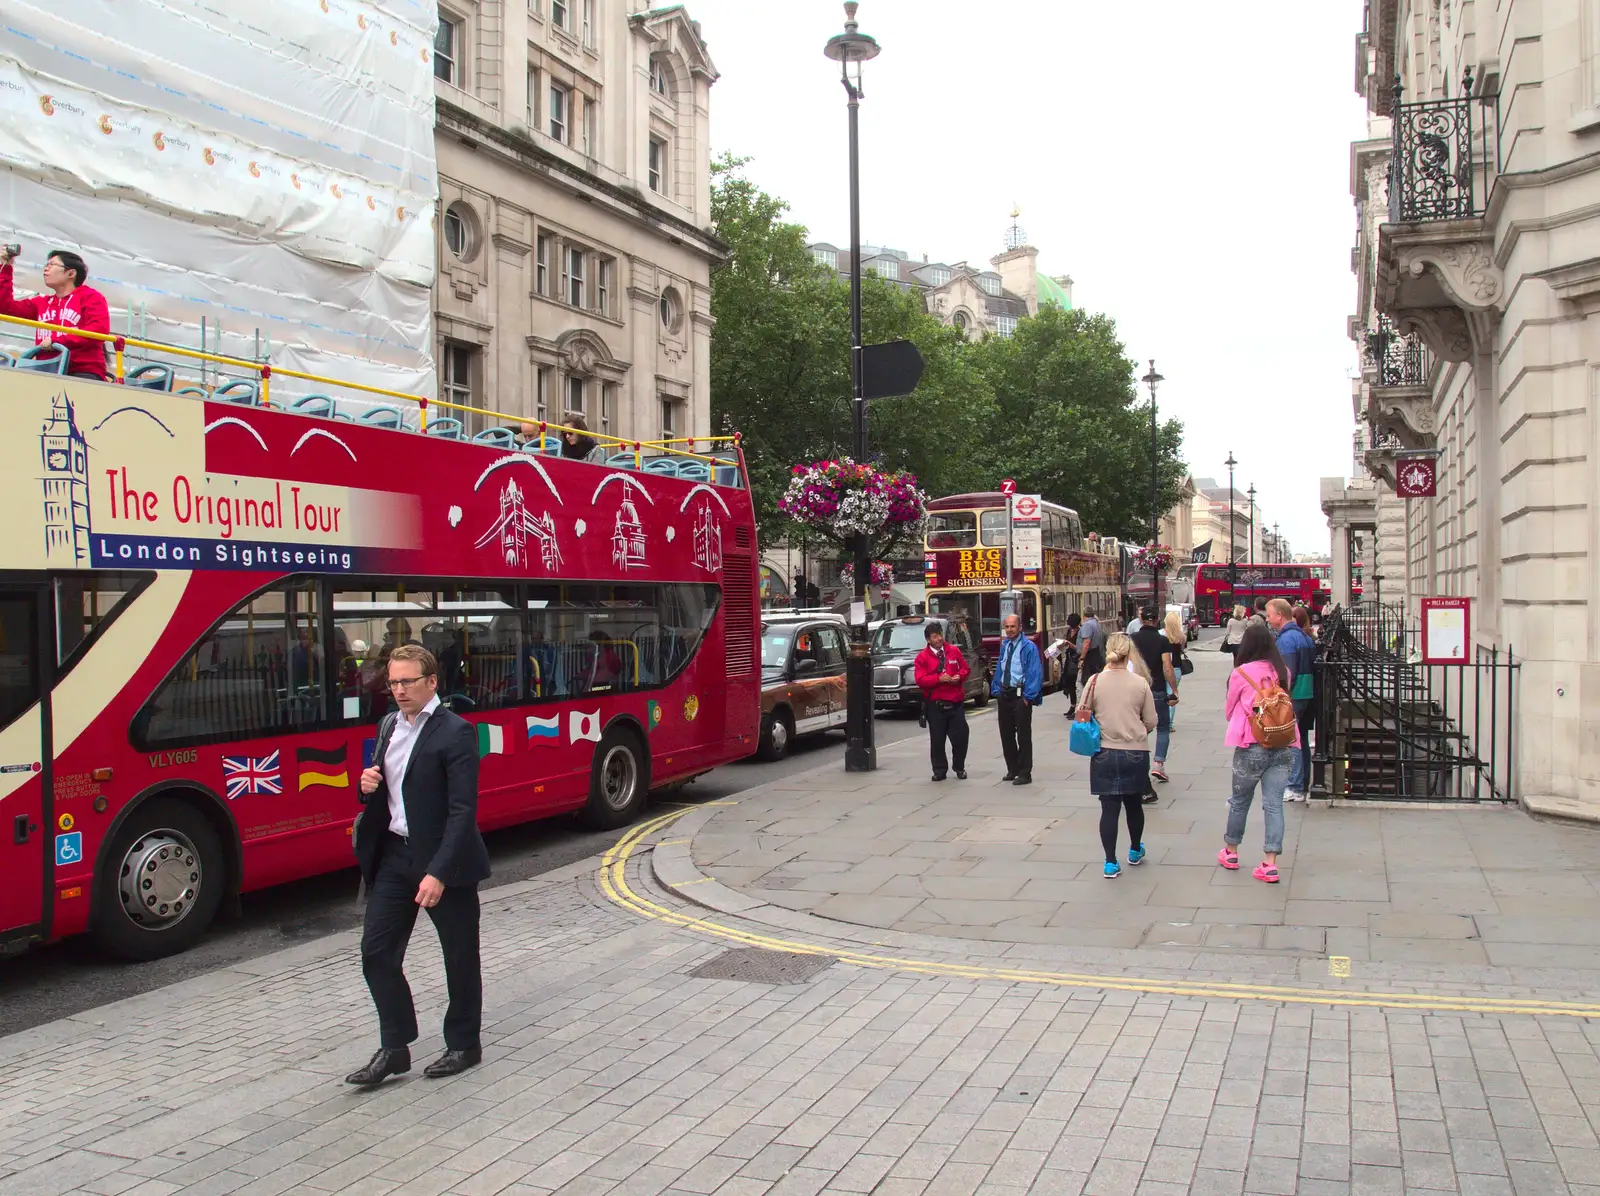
844, 625, 876, 772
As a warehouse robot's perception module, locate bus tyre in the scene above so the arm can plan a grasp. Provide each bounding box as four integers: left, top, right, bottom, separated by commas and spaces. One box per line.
582, 727, 650, 830
91, 798, 225, 961
972, 684, 990, 708
756, 710, 792, 762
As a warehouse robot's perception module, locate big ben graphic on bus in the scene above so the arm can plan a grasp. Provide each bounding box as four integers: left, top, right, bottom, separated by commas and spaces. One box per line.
40, 391, 90, 565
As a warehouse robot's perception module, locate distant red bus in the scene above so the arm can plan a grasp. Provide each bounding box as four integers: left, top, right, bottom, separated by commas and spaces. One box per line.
0, 372, 759, 960
1195, 563, 1326, 626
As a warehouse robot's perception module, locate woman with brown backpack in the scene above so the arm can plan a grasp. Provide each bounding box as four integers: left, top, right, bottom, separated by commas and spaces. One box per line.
1219, 622, 1300, 884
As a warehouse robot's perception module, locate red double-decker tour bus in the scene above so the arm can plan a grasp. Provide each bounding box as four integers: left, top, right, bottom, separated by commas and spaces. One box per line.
0, 368, 758, 959
922, 492, 1120, 689
1194, 562, 1328, 625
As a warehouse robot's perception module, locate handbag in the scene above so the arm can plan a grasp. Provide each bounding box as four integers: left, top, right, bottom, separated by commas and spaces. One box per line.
1180, 654, 1195, 676
1069, 675, 1102, 757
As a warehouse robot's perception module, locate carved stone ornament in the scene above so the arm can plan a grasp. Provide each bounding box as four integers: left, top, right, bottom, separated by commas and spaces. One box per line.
1364, 387, 1436, 450
1397, 240, 1503, 310
562, 337, 599, 376
1395, 308, 1473, 363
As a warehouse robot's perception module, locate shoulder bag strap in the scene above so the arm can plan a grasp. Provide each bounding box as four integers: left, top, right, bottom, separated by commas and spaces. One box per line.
1076, 673, 1098, 717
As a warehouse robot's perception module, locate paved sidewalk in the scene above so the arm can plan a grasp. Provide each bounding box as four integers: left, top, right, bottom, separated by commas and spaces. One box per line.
688, 649, 1600, 970
4, 649, 1600, 1196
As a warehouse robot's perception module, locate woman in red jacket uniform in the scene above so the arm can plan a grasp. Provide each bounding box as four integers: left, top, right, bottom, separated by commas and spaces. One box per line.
0, 248, 110, 380
914, 622, 971, 782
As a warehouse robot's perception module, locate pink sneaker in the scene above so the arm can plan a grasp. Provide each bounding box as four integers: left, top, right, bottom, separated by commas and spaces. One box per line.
1217, 847, 1239, 870
1253, 862, 1280, 884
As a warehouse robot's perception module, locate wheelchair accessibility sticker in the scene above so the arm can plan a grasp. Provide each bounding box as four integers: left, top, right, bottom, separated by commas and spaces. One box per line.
55, 832, 83, 867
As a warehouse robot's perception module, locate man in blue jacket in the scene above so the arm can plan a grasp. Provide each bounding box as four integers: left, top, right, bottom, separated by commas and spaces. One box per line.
1267, 599, 1317, 801
991, 612, 1044, 785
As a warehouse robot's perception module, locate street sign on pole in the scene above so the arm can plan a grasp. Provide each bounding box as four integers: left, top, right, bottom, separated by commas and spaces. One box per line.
1010, 494, 1041, 523
860, 340, 925, 400
1000, 478, 1016, 497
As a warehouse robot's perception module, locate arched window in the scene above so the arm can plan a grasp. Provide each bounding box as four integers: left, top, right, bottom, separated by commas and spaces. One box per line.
650, 56, 671, 99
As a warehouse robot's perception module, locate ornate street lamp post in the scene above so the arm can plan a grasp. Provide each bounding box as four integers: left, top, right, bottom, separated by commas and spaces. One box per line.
1225, 451, 1238, 610
825, 1, 881, 773
1142, 360, 1163, 611
1246, 484, 1257, 571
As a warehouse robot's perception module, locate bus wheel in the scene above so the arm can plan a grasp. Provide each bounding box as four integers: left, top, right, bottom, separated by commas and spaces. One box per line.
756, 710, 792, 761
972, 683, 990, 708
582, 727, 649, 830
92, 798, 225, 961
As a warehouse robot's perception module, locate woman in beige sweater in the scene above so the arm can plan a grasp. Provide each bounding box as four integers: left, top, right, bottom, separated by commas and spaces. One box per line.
1078, 633, 1159, 878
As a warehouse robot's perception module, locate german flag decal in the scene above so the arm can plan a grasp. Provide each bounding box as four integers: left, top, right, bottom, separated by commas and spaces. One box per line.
297, 744, 350, 790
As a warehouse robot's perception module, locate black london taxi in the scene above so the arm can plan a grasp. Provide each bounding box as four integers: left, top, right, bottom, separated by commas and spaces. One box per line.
870, 613, 989, 713
758, 612, 849, 760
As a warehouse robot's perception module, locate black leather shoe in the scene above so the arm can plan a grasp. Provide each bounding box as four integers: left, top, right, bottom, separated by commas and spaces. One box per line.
932, 773, 946, 782
1002, 772, 1017, 782
1014, 774, 1032, 786
956, 770, 967, 780
423, 1047, 482, 1078
345, 1046, 410, 1086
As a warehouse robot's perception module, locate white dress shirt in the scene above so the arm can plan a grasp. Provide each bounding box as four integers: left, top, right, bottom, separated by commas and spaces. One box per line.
384, 695, 440, 837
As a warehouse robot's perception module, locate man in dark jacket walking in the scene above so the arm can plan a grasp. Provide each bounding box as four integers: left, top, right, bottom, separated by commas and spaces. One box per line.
914, 622, 971, 782
348, 644, 491, 1085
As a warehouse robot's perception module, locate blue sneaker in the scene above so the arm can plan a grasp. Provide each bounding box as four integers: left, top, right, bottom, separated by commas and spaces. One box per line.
1128, 844, 1146, 866
1103, 861, 1121, 879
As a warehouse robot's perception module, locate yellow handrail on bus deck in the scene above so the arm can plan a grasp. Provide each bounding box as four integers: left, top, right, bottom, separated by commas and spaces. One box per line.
0, 310, 745, 471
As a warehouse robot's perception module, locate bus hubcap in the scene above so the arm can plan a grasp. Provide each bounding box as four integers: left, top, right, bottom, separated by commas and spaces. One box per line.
601, 746, 637, 810
118, 830, 201, 930
770, 719, 788, 754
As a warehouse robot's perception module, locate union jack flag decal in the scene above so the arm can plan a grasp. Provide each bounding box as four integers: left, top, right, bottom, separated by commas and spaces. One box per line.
222, 751, 282, 800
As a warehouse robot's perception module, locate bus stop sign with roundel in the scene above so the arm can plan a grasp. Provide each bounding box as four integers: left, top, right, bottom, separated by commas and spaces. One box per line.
1011, 494, 1041, 523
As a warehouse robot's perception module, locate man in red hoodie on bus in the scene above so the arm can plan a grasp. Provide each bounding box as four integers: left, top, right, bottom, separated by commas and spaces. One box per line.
914, 621, 971, 783
0, 246, 110, 380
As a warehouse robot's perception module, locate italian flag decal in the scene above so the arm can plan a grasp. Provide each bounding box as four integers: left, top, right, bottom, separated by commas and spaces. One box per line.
477, 724, 507, 757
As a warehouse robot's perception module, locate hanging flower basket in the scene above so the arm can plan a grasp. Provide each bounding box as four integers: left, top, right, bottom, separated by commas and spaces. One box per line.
837, 560, 895, 589
1133, 543, 1175, 573
777, 458, 928, 547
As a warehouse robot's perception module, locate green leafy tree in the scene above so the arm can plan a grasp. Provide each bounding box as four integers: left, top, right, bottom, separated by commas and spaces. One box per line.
709, 155, 992, 541
968, 305, 1186, 541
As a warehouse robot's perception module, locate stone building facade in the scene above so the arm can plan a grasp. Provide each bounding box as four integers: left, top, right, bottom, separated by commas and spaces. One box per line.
807, 221, 1074, 339
430, 1, 719, 445
1323, 0, 1600, 816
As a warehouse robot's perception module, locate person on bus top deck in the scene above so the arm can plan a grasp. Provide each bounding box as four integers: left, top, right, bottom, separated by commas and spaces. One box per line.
0, 246, 110, 380
558, 412, 611, 464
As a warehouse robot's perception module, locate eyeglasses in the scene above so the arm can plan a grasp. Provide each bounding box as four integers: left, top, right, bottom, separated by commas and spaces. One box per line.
386, 675, 432, 690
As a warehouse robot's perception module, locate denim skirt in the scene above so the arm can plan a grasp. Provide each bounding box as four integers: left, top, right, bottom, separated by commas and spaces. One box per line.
1090, 748, 1150, 797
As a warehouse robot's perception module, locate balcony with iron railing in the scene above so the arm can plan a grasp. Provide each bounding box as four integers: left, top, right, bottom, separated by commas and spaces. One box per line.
1361, 316, 1435, 449
1374, 69, 1503, 369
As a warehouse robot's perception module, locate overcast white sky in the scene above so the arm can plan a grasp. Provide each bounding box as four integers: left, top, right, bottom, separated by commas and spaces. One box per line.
670, 0, 1370, 554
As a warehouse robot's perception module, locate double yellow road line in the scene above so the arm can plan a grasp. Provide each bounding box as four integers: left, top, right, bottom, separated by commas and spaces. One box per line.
600, 807, 1600, 1019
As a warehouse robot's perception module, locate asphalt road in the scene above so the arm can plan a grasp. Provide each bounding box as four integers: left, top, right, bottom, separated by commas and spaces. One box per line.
0, 712, 929, 1035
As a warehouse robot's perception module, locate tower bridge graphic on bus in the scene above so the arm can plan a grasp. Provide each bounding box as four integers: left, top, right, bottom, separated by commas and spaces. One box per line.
474, 477, 562, 570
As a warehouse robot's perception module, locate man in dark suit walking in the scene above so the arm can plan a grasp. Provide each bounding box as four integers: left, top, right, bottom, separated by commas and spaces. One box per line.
346, 644, 491, 1085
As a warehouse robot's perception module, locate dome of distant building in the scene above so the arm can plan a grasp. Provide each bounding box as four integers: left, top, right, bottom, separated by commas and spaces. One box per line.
1037, 274, 1072, 310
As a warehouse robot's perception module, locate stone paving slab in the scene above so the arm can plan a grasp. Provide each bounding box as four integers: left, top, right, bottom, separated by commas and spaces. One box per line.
686, 649, 1600, 970
6, 832, 1600, 1196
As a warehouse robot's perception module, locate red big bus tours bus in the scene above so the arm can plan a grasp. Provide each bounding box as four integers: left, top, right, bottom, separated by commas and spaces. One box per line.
923, 492, 1120, 689
0, 366, 759, 960
1194, 562, 1328, 626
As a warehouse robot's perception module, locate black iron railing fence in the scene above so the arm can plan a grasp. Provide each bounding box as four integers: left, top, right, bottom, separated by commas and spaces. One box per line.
1364, 318, 1430, 388
1388, 70, 1497, 223
1312, 602, 1518, 803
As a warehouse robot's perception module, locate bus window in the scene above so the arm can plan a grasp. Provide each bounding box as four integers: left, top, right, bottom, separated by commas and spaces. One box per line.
979, 510, 1009, 546
135, 579, 323, 748
53, 572, 153, 671
926, 512, 977, 549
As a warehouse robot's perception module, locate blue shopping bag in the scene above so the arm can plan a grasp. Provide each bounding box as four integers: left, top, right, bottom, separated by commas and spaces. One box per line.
1069, 674, 1101, 757
1069, 715, 1101, 757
